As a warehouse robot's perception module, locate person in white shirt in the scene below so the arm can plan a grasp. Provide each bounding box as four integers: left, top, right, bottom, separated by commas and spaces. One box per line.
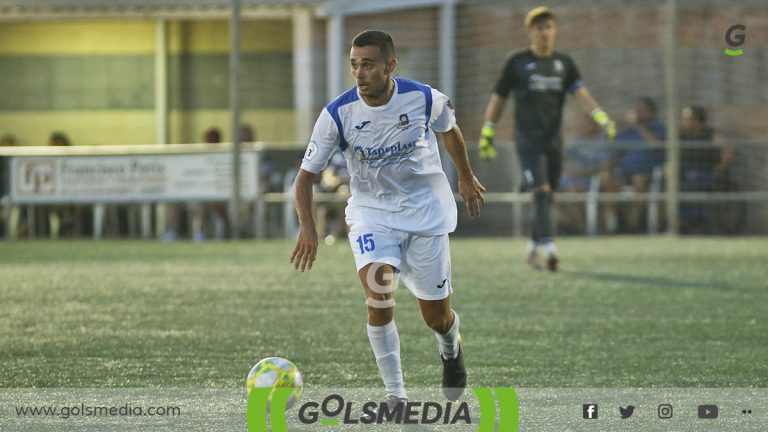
290, 30, 485, 403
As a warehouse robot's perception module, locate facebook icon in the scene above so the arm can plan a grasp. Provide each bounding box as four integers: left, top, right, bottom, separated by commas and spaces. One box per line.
583, 404, 598, 419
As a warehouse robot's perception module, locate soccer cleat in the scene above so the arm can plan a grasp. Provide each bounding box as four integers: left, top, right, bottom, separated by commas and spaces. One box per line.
441, 336, 466, 401
371, 395, 408, 423
526, 252, 543, 270
546, 255, 559, 272
385, 395, 408, 410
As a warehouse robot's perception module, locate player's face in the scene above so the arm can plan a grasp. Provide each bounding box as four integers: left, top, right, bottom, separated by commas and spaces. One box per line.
350, 45, 396, 103
528, 18, 557, 52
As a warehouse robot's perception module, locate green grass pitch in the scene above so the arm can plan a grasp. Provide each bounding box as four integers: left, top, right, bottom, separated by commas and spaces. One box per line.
1, 237, 766, 389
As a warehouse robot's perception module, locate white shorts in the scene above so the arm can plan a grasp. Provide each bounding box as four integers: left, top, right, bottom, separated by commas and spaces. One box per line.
347, 221, 453, 301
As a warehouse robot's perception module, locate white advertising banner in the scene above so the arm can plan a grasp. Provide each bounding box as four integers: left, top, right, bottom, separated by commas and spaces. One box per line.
9, 152, 258, 204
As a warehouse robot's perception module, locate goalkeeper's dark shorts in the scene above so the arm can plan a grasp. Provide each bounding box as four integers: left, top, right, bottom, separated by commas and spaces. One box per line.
515, 131, 563, 192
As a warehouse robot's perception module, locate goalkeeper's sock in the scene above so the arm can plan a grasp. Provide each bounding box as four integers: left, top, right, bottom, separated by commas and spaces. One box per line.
542, 240, 558, 259
534, 191, 553, 244
367, 321, 407, 399
526, 240, 538, 256
435, 310, 460, 360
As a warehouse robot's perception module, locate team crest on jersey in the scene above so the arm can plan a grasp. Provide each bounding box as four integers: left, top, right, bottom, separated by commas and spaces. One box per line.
398, 113, 410, 129
554, 59, 564, 72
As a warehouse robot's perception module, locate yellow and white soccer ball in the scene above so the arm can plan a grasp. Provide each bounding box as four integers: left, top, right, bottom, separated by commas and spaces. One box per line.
246, 357, 304, 409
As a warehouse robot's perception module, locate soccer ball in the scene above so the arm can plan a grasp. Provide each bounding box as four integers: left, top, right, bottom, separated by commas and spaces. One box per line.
246, 357, 304, 409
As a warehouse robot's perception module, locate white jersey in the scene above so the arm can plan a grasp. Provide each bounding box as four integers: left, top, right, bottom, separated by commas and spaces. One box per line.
301, 77, 457, 236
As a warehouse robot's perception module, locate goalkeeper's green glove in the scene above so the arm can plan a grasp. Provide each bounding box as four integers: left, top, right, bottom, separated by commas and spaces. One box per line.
591, 108, 616, 140
479, 122, 497, 160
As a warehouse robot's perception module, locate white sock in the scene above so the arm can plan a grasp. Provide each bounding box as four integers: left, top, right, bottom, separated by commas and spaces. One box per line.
526, 240, 538, 255
435, 310, 460, 360
367, 321, 407, 399
542, 240, 558, 258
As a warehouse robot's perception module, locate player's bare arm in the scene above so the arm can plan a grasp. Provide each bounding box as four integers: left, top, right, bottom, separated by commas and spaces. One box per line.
483, 93, 507, 125
441, 125, 486, 217
290, 169, 319, 272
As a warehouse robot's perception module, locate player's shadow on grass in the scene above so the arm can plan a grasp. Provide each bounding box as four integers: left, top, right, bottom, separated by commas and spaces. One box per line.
563, 270, 735, 291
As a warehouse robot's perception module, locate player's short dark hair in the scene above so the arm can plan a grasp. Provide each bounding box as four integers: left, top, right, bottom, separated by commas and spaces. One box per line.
352, 30, 395, 61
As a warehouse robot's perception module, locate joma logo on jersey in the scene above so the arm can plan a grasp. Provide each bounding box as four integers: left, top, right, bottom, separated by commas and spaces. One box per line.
354, 121, 371, 130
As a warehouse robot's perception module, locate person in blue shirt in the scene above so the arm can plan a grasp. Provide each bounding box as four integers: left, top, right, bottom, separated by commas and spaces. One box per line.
616, 97, 666, 232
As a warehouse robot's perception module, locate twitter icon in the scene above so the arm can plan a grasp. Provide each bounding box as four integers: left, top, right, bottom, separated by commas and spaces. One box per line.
619, 406, 635, 419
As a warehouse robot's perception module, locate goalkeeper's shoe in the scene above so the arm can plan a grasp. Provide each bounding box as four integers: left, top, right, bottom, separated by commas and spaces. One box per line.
526, 251, 543, 271
441, 335, 467, 401
479, 124, 497, 160
546, 255, 559, 272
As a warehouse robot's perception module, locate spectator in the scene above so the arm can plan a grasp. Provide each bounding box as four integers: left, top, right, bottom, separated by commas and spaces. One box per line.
1, 134, 17, 237
46, 131, 89, 238
0, 134, 15, 146
678, 106, 734, 234
49, 131, 71, 147
240, 124, 255, 143
197, 127, 228, 240
204, 127, 221, 144
559, 114, 620, 233
616, 97, 666, 232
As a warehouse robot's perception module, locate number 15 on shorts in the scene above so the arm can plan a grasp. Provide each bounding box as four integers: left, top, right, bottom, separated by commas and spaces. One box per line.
356, 233, 376, 254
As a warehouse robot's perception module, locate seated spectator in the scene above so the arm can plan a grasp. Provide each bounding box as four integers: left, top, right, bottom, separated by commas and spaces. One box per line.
240, 124, 255, 143
164, 127, 229, 242
678, 106, 734, 234
49, 131, 71, 147
616, 97, 666, 232
45, 131, 90, 238
1, 134, 17, 237
559, 114, 620, 233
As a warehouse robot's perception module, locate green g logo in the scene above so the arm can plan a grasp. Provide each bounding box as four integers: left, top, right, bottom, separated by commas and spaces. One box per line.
724, 24, 746, 56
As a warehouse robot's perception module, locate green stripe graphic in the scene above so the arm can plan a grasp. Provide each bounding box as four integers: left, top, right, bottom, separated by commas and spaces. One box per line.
472, 387, 497, 432
724, 48, 744, 56
320, 418, 340, 426
268, 388, 292, 432
494, 387, 520, 431
246, 388, 271, 432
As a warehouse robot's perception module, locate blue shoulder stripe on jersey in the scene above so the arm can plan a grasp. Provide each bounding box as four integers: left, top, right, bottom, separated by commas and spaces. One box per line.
395, 77, 433, 132
325, 87, 359, 151
568, 80, 584, 93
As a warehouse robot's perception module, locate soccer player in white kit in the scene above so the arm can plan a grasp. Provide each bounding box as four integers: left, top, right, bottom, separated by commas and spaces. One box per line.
290, 30, 485, 403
